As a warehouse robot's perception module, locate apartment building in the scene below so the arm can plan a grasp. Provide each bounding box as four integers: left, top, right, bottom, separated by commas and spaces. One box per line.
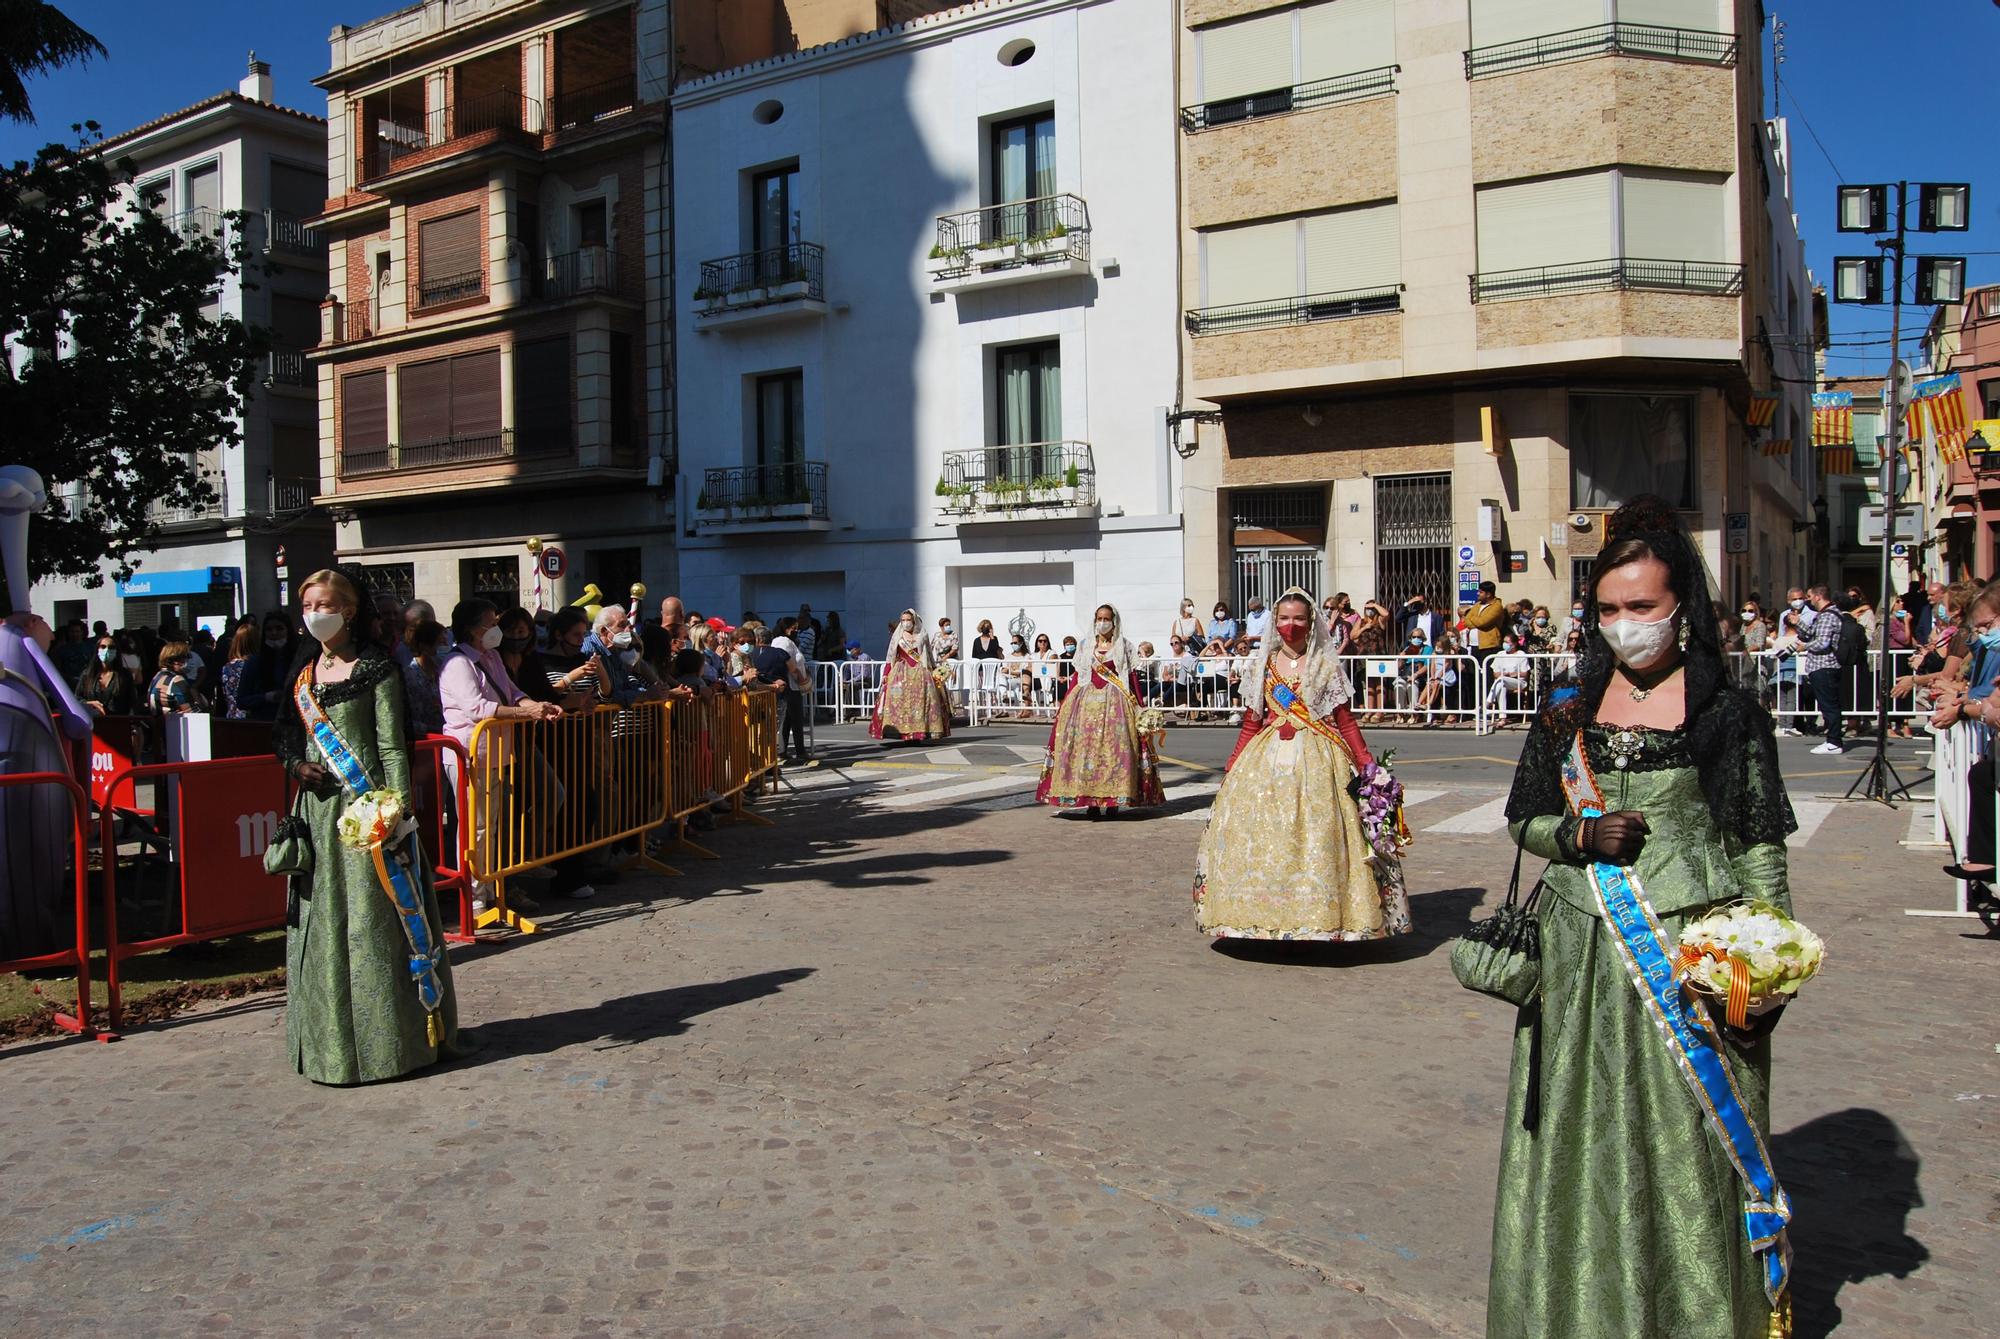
1920, 288, 2000, 581
671, 0, 1183, 645
1175, 0, 1814, 616
31, 59, 333, 633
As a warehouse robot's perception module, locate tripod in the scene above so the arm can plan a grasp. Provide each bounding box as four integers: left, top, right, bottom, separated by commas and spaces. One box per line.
1845, 676, 1914, 805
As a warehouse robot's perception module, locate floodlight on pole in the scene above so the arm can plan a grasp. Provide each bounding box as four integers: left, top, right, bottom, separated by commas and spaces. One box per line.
1918, 183, 1971, 232
1833, 256, 1882, 304
1916, 255, 1967, 304
1837, 184, 1889, 233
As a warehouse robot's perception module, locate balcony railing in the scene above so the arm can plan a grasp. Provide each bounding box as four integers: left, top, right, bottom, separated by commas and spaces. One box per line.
340, 444, 394, 477
695, 242, 825, 313
266, 349, 311, 387
265, 475, 314, 516
414, 266, 487, 311
336, 305, 374, 343
931, 193, 1090, 273
936, 442, 1097, 517
550, 77, 637, 132
151, 480, 228, 526
536, 247, 627, 300
1468, 257, 1744, 304
341, 429, 523, 478
263, 209, 324, 258
1180, 65, 1399, 132
1465, 23, 1738, 79
368, 87, 540, 179
695, 462, 829, 522
1184, 285, 1402, 337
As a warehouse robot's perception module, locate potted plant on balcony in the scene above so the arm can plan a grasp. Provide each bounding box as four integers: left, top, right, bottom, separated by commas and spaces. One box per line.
925, 242, 970, 280
1028, 473, 1066, 506
934, 475, 975, 514
1020, 221, 1073, 263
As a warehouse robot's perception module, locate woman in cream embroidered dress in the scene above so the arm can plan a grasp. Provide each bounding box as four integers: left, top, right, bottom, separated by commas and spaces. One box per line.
1194, 589, 1411, 940
871, 608, 950, 742
1035, 604, 1164, 816
275, 569, 460, 1085
1491, 498, 1796, 1339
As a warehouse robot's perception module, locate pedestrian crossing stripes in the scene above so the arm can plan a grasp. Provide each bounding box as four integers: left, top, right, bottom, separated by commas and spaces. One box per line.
1786, 800, 1833, 848
1421, 796, 1511, 836
873, 774, 1027, 808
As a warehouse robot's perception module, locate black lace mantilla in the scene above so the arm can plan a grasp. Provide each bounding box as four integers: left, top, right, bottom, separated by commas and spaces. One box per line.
274, 652, 398, 770
1503, 686, 1797, 849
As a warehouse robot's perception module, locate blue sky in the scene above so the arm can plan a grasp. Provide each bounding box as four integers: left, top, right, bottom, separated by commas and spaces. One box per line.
4, 1, 1992, 370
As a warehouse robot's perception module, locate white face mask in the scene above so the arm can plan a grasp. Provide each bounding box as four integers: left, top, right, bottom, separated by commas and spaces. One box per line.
1741, 610, 1757, 621
1599, 605, 1681, 672
1789, 598, 1806, 611
1094, 619, 1113, 636
303, 610, 345, 643
610, 629, 632, 649
901, 618, 915, 631
479, 625, 504, 652
737, 642, 751, 655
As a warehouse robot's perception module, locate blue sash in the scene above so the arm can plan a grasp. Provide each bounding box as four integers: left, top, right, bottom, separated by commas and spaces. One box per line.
1561, 733, 1792, 1325
295, 668, 446, 1040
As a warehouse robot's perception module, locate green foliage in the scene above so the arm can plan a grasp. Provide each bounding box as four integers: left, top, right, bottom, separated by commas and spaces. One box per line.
1064, 462, 1080, 489
0, 2, 105, 123
0, 129, 270, 584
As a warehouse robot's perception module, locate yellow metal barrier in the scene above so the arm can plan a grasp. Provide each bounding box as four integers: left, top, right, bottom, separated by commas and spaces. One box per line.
665, 687, 782, 856
466, 700, 680, 933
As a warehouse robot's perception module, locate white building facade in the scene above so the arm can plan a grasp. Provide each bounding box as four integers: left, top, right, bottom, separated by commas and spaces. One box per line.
30, 61, 334, 634
670, 0, 1182, 651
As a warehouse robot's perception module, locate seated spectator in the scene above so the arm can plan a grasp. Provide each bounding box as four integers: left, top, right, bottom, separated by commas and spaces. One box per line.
1484, 635, 1533, 729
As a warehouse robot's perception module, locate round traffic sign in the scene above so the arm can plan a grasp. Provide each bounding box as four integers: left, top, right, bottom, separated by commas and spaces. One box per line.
538, 546, 567, 580
1457, 544, 1477, 565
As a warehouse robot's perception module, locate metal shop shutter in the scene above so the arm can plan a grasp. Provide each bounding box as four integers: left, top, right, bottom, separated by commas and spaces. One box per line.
449, 349, 503, 437
1621, 174, 1727, 262
1203, 218, 1297, 308
1200, 10, 1294, 103
1475, 172, 1614, 274
342, 369, 387, 448
397, 358, 451, 443
1469, 0, 1602, 48
1304, 201, 1401, 294
418, 208, 481, 287
1300, 0, 1395, 81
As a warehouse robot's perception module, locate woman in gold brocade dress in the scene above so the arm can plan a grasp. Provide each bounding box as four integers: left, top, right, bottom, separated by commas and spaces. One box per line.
1035, 605, 1163, 817
1194, 589, 1412, 940
871, 608, 951, 743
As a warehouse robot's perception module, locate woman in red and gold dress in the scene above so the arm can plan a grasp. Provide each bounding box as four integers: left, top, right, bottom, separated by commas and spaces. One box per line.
1035, 604, 1163, 818
870, 608, 951, 743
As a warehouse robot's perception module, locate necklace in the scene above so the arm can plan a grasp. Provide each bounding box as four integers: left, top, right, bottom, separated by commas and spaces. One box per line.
1621, 663, 1680, 702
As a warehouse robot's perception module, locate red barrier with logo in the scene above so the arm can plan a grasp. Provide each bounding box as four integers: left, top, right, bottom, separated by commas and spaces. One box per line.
83, 715, 151, 813
0, 771, 114, 1042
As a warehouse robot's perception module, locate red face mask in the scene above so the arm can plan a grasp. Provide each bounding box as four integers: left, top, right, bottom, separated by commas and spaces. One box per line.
1276, 613, 1312, 644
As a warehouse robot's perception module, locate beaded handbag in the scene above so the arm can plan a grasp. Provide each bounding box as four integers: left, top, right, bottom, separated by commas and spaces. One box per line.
1450, 839, 1544, 1007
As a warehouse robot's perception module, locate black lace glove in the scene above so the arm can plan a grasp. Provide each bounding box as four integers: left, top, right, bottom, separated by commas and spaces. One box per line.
1577, 811, 1649, 865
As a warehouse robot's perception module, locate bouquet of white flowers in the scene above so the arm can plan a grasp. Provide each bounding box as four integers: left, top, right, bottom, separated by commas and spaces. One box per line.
1676, 901, 1825, 1029
336, 789, 410, 852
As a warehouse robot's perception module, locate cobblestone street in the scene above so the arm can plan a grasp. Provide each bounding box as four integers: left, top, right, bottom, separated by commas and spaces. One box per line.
1, 732, 1993, 1338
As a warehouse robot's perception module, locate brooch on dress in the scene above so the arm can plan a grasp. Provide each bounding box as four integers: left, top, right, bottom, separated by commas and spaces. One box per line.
1605, 728, 1646, 771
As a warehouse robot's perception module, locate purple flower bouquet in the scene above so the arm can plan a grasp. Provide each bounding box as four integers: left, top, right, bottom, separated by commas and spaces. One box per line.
1347, 750, 1410, 860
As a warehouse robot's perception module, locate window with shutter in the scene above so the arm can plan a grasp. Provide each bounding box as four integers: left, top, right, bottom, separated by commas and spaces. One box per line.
1619, 0, 1724, 29
1203, 219, 1296, 309
1300, 0, 1395, 81
416, 209, 483, 307
450, 349, 503, 440
514, 336, 571, 453
1621, 174, 1726, 262
397, 358, 452, 444
341, 370, 388, 472
1303, 202, 1400, 296
268, 160, 324, 217
1475, 172, 1615, 274
1199, 11, 1293, 104
1469, 0, 1601, 47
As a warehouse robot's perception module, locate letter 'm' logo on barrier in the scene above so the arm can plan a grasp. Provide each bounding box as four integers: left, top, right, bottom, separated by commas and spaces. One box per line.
236, 810, 281, 859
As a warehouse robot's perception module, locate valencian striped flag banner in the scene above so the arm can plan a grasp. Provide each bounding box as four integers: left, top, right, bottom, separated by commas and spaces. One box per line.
1811, 391, 1852, 447
1745, 391, 1780, 429
1924, 374, 1971, 461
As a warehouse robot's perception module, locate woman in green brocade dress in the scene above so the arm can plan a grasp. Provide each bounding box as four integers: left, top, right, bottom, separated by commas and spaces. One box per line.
275, 568, 460, 1085
1493, 498, 1797, 1339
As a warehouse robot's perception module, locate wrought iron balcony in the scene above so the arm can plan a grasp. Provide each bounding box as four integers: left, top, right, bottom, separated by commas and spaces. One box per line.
695, 243, 827, 323
935, 442, 1098, 521
550, 77, 637, 133
1465, 23, 1738, 79
366, 87, 540, 180
339, 428, 520, 479
266, 349, 311, 388
1184, 285, 1402, 337
264, 475, 314, 516
151, 479, 229, 526
930, 194, 1090, 285
1468, 257, 1744, 304
694, 462, 830, 530
1180, 65, 1398, 132
262, 209, 325, 259
335, 305, 374, 343
535, 247, 627, 301
414, 266, 487, 311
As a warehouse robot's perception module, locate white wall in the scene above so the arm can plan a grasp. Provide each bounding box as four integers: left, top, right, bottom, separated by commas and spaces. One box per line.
670, 0, 1182, 648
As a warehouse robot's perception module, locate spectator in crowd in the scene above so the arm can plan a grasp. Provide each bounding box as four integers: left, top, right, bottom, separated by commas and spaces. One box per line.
970, 618, 1003, 706
658, 596, 686, 648
1243, 596, 1271, 647
1393, 630, 1433, 724
795, 604, 821, 655
374, 595, 408, 666
1350, 602, 1392, 716
51, 619, 92, 685
1484, 633, 1533, 730
402, 619, 448, 738
186, 627, 216, 696
1208, 600, 1239, 646
1171, 598, 1205, 649
935, 615, 960, 662
581, 604, 659, 706
542, 608, 612, 701
1161, 635, 1198, 710
232, 612, 296, 723
842, 639, 874, 706
1399, 594, 1446, 647
1847, 586, 1878, 643
821, 611, 846, 656
1909, 578, 1946, 644
403, 599, 438, 653
147, 641, 206, 716
1031, 632, 1061, 708
119, 631, 147, 680
768, 617, 811, 760
1800, 585, 1847, 754
499, 608, 594, 714
74, 630, 140, 716
1464, 581, 1507, 673
1930, 580, 2000, 881
1323, 592, 1357, 651
1058, 633, 1079, 702
217, 621, 259, 720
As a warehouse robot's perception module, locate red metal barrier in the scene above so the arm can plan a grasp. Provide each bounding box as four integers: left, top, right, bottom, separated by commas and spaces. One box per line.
81, 714, 152, 814
0, 771, 114, 1042
414, 736, 477, 944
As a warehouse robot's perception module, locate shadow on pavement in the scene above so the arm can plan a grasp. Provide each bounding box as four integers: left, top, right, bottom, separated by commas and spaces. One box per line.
1206, 886, 1487, 966
460, 968, 816, 1061
1771, 1107, 1927, 1338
